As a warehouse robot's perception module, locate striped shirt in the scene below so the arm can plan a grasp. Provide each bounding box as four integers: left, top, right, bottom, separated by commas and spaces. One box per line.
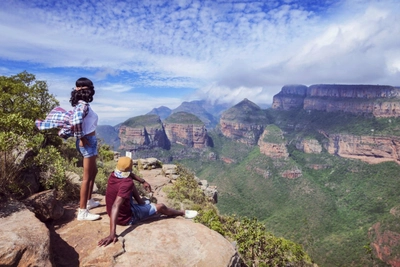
35, 100, 89, 139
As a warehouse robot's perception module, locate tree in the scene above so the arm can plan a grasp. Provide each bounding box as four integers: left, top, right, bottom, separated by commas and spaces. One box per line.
0, 71, 59, 119
0, 71, 59, 200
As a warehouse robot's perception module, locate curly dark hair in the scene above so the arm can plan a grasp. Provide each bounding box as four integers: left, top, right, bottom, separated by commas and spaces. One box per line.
69, 77, 95, 107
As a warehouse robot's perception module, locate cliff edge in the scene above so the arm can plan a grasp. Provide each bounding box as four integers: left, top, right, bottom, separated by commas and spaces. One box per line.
272, 84, 400, 117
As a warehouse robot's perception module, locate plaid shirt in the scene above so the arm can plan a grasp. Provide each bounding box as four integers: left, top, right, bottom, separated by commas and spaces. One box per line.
35, 100, 89, 139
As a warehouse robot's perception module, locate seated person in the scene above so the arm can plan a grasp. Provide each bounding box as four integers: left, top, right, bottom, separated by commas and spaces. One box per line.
98, 157, 198, 247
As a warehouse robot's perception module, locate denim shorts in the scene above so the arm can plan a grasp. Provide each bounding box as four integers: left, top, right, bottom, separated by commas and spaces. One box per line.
128, 198, 157, 225
76, 135, 98, 158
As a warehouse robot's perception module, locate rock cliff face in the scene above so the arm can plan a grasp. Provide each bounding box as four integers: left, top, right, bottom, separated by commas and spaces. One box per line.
296, 138, 322, 154
272, 84, 308, 110
164, 112, 210, 148
119, 114, 169, 151
258, 125, 288, 159
119, 112, 211, 150
273, 84, 400, 117
220, 98, 268, 145
325, 134, 400, 164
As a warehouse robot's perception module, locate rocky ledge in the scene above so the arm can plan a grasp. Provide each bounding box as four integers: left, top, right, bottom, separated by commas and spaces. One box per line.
0, 167, 238, 267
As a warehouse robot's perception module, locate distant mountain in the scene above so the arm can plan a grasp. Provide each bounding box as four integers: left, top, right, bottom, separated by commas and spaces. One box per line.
219, 98, 268, 145
220, 98, 267, 123
96, 125, 120, 150
164, 111, 204, 124
172, 100, 230, 129
146, 106, 172, 121
119, 114, 170, 151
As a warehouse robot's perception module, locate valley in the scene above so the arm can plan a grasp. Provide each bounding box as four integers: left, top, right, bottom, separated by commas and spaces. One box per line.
97, 84, 400, 266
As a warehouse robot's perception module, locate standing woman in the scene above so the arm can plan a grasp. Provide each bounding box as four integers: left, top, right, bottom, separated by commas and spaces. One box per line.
70, 77, 100, 221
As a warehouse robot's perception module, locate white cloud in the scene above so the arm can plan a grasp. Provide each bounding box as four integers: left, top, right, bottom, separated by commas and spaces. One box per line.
1, 0, 399, 125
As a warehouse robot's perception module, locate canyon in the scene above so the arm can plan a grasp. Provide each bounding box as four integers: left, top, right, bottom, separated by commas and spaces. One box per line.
97, 84, 400, 266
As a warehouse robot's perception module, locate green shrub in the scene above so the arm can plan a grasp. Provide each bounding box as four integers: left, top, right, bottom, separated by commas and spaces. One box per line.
166, 164, 207, 207
34, 146, 66, 190
195, 207, 314, 266
166, 164, 314, 266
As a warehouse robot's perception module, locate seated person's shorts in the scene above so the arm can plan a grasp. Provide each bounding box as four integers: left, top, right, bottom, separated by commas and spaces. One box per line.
128, 198, 157, 225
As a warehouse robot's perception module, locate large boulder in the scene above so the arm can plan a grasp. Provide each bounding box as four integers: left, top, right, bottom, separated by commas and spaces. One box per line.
113, 218, 242, 267
0, 201, 52, 266
22, 189, 64, 222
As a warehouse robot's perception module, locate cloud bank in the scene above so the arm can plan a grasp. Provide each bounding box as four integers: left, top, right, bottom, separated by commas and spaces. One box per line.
0, 0, 399, 125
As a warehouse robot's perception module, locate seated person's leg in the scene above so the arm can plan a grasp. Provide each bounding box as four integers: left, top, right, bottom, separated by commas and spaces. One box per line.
155, 203, 184, 217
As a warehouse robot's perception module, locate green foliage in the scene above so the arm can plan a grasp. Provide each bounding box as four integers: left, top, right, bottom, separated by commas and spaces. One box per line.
97, 139, 115, 162
166, 165, 313, 266
221, 99, 268, 124
196, 207, 313, 266
175, 128, 399, 266
0, 72, 60, 200
0, 149, 26, 199
268, 108, 400, 136
121, 114, 162, 128
262, 124, 285, 144
0, 71, 59, 119
166, 164, 207, 208
137, 159, 144, 170
57, 138, 81, 164
94, 159, 120, 195
34, 146, 66, 192
164, 111, 203, 124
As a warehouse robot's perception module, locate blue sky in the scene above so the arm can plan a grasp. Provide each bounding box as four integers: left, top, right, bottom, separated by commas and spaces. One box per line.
1, 0, 399, 126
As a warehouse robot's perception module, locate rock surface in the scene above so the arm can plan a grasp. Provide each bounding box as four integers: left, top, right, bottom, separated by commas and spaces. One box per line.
296, 138, 322, 154
114, 219, 240, 267
0, 201, 52, 267
0, 168, 233, 267
50, 168, 235, 267
22, 189, 64, 222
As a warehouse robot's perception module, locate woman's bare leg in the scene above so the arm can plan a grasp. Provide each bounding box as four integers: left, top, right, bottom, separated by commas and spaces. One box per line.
87, 155, 98, 201
80, 156, 96, 209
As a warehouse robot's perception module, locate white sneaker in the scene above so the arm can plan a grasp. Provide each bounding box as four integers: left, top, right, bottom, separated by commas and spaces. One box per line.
185, 210, 198, 219
87, 199, 100, 210
77, 208, 100, 221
